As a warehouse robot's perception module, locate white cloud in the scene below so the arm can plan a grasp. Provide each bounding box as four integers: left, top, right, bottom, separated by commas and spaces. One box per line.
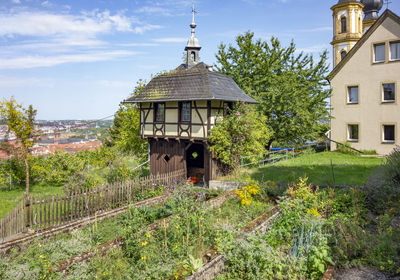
0, 50, 140, 69
119, 43, 159, 47
11, 0, 21, 4
0, 9, 161, 69
135, 6, 173, 16
41, 1, 51, 7
135, 0, 192, 17
0, 11, 140, 37
153, 37, 187, 43
133, 24, 162, 34
0, 76, 54, 87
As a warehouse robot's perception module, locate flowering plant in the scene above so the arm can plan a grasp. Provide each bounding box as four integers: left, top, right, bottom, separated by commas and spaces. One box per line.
235, 178, 260, 206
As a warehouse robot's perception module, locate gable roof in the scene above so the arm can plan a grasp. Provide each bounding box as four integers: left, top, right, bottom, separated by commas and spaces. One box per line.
328, 9, 400, 81
124, 62, 258, 104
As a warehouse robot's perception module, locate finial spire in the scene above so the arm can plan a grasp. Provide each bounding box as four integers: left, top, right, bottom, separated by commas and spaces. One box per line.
185, 0, 201, 67
384, 0, 392, 9
192, 1, 195, 25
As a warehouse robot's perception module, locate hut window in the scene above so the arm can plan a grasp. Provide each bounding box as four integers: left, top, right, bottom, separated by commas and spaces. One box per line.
154, 103, 165, 122
223, 102, 232, 116
340, 17, 347, 33
163, 154, 171, 163
180, 102, 191, 122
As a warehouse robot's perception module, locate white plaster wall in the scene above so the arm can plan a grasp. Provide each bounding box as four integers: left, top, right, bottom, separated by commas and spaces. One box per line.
331, 17, 400, 155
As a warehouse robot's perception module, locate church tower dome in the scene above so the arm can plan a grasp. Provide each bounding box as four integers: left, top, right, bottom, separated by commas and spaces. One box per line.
185, 3, 201, 68
361, 0, 383, 31
331, 0, 364, 67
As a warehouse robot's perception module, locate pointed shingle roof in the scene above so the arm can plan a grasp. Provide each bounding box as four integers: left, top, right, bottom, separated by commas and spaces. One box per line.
124, 62, 258, 104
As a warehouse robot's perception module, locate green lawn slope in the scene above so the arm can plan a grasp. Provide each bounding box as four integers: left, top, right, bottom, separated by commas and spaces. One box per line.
223, 151, 385, 186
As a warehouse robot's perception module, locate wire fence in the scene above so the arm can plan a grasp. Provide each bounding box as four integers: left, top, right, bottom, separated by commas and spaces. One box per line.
240, 143, 322, 168
0, 169, 186, 243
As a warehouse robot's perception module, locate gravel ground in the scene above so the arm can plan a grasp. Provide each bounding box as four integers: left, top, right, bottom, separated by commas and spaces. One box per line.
334, 267, 400, 280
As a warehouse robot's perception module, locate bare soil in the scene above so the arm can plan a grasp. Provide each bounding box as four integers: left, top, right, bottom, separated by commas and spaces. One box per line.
334, 267, 400, 280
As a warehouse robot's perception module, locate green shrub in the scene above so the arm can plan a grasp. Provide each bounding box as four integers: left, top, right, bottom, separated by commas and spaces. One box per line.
217, 235, 308, 280
208, 102, 272, 171
365, 146, 400, 214
336, 141, 360, 156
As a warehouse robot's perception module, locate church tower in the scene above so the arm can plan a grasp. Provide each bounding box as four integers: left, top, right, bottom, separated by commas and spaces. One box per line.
361, 0, 383, 32
185, 4, 201, 68
331, 0, 364, 67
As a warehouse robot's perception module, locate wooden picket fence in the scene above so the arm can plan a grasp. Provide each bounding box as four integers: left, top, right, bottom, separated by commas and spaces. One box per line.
0, 169, 186, 243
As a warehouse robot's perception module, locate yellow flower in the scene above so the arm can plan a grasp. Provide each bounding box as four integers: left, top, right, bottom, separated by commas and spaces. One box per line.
141, 241, 148, 246
141, 256, 147, 261
145, 232, 151, 238
307, 208, 322, 218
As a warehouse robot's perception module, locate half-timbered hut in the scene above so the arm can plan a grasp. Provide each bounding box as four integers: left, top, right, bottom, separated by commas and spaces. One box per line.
124, 10, 257, 184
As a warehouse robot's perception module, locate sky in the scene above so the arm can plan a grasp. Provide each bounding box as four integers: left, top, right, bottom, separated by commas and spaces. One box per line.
0, 0, 399, 120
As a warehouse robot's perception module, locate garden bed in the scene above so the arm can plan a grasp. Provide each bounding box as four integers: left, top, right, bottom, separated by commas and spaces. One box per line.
53, 181, 274, 279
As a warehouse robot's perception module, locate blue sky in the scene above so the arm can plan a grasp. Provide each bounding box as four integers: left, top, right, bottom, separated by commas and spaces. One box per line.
1, 0, 399, 120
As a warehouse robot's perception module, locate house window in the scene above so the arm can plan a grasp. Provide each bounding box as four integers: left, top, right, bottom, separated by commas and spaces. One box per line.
383, 125, 395, 143
382, 83, 395, 102
154, 103, 165, 122
341, 50, 347, 61
340, 17, 347, 33
180, 102, 191, 122
347, 86, 359, 104
347, 124, 359, 142
390, 41, 400, 61
374, 43, 386, 63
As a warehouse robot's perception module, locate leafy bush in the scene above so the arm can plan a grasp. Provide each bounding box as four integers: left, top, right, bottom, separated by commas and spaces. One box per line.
208, 102, 272, 172
216, 235, 308, 280
260, 180, 287, 199
365, 146, 400, 214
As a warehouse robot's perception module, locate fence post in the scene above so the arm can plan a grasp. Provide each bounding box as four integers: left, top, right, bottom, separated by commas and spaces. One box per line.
292, 148, 295, 158
24, 194, 30, 231
286, 149, 288, 160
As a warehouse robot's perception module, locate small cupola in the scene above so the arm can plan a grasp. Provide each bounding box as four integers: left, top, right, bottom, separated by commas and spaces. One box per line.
361, 0, 383, 21
185, 4, 201, 67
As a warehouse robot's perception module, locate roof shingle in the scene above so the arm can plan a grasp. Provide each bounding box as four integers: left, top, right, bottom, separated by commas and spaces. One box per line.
124, 62, 257, 104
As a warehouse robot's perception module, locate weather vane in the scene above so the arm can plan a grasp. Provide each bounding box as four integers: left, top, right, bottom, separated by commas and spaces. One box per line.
192, 1, 197, 17
384, 0, 392, 9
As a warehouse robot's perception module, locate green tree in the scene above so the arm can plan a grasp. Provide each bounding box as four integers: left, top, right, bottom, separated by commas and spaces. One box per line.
208, 102, 272, 171
0, 97, 38, 194
215, 32, 330, 148
109, 81, 147, 157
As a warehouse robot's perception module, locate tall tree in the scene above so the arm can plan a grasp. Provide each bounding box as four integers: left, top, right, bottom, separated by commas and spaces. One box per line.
215, 32, 330, 148
0, 97, 38, 194
108, 80, 147, 157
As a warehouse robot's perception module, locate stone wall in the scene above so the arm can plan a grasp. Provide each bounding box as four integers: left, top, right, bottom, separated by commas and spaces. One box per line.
208, 181, 244, 191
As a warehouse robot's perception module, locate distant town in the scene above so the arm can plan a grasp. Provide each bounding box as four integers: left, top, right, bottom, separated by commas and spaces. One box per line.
0, 120, 113, 159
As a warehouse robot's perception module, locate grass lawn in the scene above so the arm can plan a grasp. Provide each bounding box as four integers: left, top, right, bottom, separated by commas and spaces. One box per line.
0, 182, 63, 218
222, 151, 385, 186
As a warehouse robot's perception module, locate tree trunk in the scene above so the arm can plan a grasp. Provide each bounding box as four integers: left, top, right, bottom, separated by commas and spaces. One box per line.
24, 156, 30, 195
267, 138, 274, 151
